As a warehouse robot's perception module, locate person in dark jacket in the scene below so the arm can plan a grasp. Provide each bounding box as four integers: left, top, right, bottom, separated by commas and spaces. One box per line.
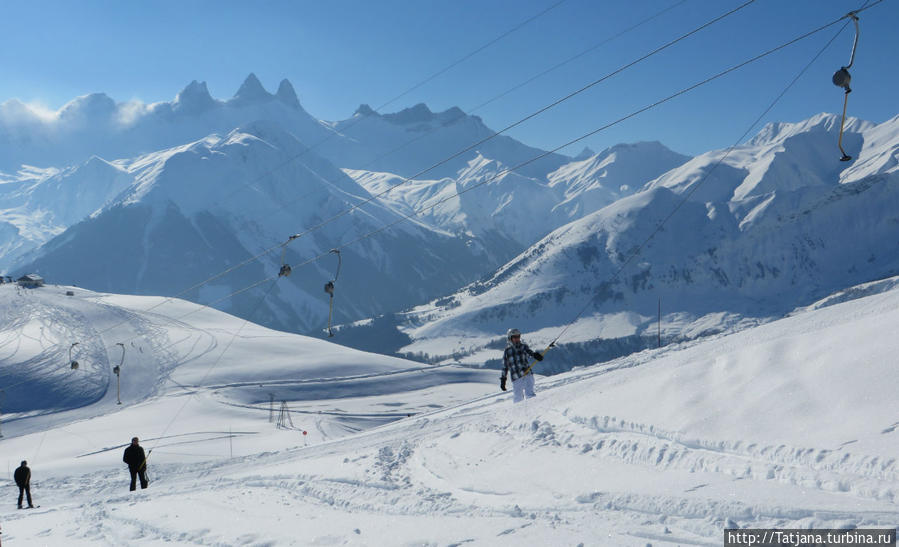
123, 437, 149, 491
14, 460, 33, 509
500, 328, 544, 403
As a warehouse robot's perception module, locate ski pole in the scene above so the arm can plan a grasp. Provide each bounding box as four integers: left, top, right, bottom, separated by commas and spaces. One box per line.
522, 340, 557, 377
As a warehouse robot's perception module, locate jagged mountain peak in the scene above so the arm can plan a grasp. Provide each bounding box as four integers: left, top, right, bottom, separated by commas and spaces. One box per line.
275, 79, 301, 109
173, 80, 216, 113
382, 103, 434, 124
354, 104, 377, 117
230, 73, 273, 105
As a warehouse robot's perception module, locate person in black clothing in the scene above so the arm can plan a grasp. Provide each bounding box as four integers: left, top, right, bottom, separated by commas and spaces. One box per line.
14, 460, 33, 509
123, 437, 149, 491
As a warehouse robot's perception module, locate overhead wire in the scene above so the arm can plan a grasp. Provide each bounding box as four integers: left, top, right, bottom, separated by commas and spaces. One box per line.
3, 0, 579, 345
3, 2, 879, 427
208, 0, 570, 210
236, 0, 689, 220
100, 0, 752, 337
543, 7, 876, 353
266, 0, 758, 254
123, 0, 884, 337
370, 0, 570, 114
276, 9, 859, 285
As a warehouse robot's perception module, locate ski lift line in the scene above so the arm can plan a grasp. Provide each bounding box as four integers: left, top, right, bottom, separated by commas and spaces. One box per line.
66, 0, 752, 325
278, 12, 852, 281
0, 6, 868, 406
234, 0, 689, 225
207, 0, 570, 211
548, 14, 859, 351
275, 1, 759, 251
464, 0, 688, 117
370, 0, 570, 114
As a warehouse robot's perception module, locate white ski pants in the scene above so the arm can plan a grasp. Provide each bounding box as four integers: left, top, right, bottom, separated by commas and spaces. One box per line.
512, 374, 536, 403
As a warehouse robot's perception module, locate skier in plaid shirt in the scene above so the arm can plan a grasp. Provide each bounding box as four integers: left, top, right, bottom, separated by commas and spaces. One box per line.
500, 328, 543, 403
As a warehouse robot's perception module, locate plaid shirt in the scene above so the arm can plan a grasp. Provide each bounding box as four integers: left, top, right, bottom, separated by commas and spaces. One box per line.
502, 342, 537, 381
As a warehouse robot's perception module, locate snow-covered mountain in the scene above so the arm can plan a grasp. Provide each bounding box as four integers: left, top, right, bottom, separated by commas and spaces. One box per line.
344, 141, 689, 251
9, 122, 492, 335
548, 140, 691, 220
348, 113, 899, 368
4, 274, 899, 543
3, 77, 696, 339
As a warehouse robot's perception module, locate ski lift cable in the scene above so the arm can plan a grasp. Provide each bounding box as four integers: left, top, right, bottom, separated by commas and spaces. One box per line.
465, 0, 688, 118
102, 1, 877, 341
208, 0, 570, 210
268, 1, 759, 252
371, 0, 570, 114
545, 11, 865, 356
279, 9, 857, 284
81, 0, 754, 326
236, 0, 690, 223
92, 1, 604, 325
1, 5, 882, 460
0, 4, 873, 398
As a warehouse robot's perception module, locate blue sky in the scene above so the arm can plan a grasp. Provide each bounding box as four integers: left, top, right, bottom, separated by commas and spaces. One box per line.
0, 0, 895, 156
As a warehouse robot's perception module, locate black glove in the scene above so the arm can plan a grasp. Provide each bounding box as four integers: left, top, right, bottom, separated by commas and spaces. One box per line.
534, 352, 544, 361
500, 377, 507, 391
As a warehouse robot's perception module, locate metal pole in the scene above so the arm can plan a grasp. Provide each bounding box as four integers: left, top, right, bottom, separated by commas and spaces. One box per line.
0, 389, 4, 438
658, 298, 661, 348
115, 343, 125, 405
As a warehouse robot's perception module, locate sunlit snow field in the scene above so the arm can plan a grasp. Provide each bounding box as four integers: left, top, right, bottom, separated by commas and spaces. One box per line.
2, 281, 899, 545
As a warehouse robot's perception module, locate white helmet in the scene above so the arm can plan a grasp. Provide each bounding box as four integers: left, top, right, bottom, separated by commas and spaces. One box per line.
507, 328, 521, 343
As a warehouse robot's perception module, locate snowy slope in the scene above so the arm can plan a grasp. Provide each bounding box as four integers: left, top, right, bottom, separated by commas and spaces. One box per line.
372, 113, 899, 367
3, 273, 899, 544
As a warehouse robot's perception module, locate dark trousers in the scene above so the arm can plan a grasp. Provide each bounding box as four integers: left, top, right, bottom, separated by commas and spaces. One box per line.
17, 485, 32, 507
129, 467, 148, 491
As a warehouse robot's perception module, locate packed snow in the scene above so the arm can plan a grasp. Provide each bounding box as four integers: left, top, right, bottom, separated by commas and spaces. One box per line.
2, 277, 899, 545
